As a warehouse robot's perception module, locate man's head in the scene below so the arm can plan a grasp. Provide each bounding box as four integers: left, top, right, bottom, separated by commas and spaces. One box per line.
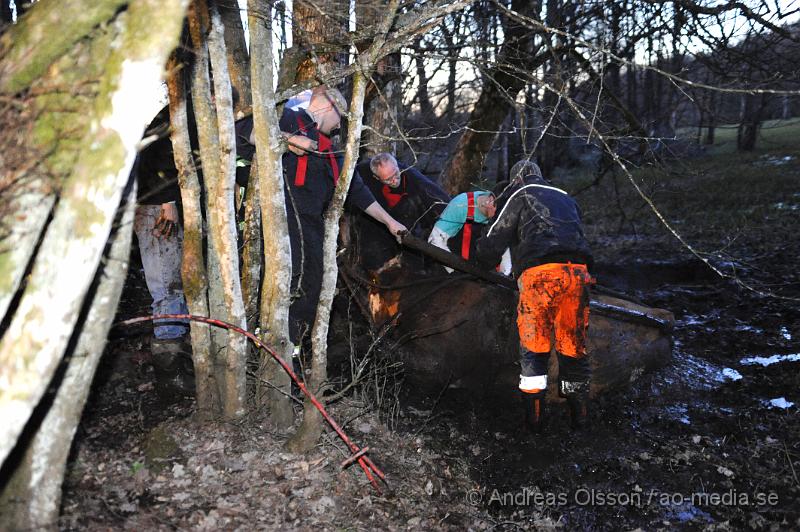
370, 152, 401, 188
308, 86, 348, 135
476, 193, 496, 219
509, 159, 543, 184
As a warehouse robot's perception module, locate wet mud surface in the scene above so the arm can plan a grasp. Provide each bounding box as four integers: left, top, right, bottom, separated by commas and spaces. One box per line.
59, 248, 800, 530
60, 174, 800, 531
411, 256, 800, 530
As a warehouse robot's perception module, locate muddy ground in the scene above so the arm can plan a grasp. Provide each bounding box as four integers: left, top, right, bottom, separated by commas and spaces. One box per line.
60, 150, 799, 530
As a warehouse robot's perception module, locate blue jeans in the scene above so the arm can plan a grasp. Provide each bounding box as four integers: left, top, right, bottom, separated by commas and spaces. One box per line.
134, 204, 189, 340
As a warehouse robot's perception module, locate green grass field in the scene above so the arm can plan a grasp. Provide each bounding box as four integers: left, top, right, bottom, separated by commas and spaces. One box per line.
681, 118, 800, 156
563, 119, 800, 292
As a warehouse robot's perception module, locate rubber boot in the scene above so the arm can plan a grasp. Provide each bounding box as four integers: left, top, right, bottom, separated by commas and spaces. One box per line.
523, 391, 547, 434
151, 338, 195, 399
557, 352, 591, 430
559, 379, 589, 430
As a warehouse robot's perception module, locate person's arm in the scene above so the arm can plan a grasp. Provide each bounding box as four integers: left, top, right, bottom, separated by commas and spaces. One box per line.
364, 202, 407, 239
427, 226, 450, 251
475, 194, 521, 268
154, 202, 180, 239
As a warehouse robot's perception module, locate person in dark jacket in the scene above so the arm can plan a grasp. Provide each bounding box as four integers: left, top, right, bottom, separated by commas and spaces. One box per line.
354, 152, 450, 270
357, 153, 450, 229
475, 160, 594, 431
235, 86, 406, 347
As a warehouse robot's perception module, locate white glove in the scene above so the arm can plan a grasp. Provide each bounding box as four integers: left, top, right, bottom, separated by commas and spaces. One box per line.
428, 226, 454, 273
499, 248, 512, 276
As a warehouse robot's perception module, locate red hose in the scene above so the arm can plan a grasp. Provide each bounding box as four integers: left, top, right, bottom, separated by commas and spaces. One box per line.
116, 313, 386, 491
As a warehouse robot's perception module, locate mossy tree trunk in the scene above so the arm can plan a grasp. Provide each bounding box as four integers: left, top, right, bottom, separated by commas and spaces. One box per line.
0, 0, 188, 526
187, 0, 248, 421
249, 0, 295, 429
167, 54, 219, 420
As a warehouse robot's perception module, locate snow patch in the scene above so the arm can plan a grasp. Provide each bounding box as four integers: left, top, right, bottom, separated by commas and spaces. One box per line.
721, 368, 743, 381
780, 326, 792, 341
740, 353, 800, 367
765, 397, 795, 409
756, 154, 796, 166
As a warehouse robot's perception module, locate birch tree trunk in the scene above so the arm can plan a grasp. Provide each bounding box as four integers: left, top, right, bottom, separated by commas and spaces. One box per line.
0, 0, 187, 499
241, 164, 262, 332
206, 0, 248, 419
0, 184, 136, 530
286, 70, 370, 453
249, 0, 294, 428
167, 55, 218, 419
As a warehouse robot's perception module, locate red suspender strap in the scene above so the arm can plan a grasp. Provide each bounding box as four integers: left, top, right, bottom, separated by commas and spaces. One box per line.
293, 115, 340, 187
381, 174, 407, 208
462, 192, 475, 260
317, 133, 340, 185
294, 116, 308, 186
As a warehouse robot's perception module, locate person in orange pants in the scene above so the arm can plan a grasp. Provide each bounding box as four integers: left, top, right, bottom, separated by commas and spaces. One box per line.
476, 160, 594, 431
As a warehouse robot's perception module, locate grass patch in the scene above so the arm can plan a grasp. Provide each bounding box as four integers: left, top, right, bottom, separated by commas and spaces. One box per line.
559, 136, 800, 296
678, 118, 800, 156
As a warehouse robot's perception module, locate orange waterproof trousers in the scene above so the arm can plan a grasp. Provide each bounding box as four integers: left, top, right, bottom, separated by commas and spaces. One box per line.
517, 263, 592, 357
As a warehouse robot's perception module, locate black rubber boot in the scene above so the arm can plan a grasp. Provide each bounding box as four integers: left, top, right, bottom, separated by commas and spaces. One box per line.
557, 352, 591, 430
151, 338, 195, 399
523, 391, 547, 434
559, 379, 589, 430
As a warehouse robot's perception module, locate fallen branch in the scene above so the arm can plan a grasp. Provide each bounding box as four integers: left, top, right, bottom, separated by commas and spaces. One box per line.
114, 313, 386, 491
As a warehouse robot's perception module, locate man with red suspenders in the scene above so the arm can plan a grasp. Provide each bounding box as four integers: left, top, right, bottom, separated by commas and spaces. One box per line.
427, 190, 512, 274
355, 153, 450, 271
474, 160, 594, 432
235, 86, 406, 349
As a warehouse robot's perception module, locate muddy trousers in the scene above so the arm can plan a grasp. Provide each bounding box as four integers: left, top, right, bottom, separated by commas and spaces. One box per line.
133, 205, 189, 340
516, 263, 592, 427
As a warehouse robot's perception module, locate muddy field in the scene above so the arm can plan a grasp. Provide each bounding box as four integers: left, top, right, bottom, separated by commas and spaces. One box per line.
60, 149, 799, 530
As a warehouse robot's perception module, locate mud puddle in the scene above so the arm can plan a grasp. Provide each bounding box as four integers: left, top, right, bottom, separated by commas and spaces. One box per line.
406, 260, 800, 530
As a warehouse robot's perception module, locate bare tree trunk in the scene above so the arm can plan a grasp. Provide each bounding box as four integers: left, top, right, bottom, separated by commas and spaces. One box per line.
737, 93, 763, 152
439, 0, 541, 194
0, 0, 187, 493
293, 0, 349, 83
412, 36, 435, 118
187, 0, 247, 420
167, 54, 218, 419
357, 0, 401, 157
208, 1, 249, 419
0, 183, 136, 530
218, 0, 252, 115
361, 51, 402, 157
287, 70, 370, 453
188, 0, 229, 398
249, 0, 294, 428
241, 165, 262, 332
440, 16, 459, 119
